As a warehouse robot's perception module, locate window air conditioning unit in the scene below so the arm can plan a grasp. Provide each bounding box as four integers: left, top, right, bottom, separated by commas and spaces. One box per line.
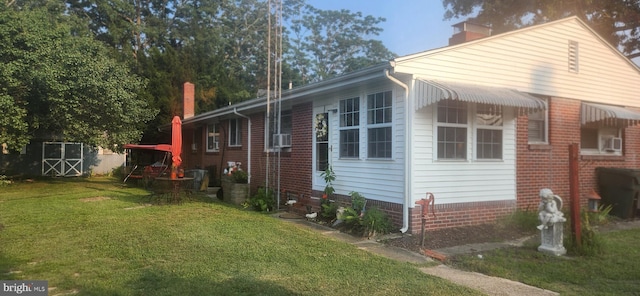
603, 137, 622, 152
273, 134, 292, 148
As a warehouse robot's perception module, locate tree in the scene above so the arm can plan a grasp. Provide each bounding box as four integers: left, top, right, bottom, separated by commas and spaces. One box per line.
0, 7, 156, 152
287, 4, 396, 83
443, 0, 640, 61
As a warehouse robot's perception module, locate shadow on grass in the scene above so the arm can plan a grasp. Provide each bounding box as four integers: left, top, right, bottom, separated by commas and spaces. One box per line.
73, 269, 299, 295
0, 251, 26, 280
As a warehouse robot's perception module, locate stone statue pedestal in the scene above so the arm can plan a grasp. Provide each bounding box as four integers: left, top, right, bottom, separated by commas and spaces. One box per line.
538, 222, 566, 256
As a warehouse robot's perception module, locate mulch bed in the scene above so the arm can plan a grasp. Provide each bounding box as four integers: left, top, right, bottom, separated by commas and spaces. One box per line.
383, 224, 536, 254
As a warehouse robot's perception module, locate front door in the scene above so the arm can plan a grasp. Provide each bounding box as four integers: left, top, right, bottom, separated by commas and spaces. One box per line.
313, 108, 330, 188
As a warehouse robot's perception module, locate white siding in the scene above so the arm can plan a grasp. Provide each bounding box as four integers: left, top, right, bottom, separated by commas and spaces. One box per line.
394, 17, 640, 108
312, 81, 406, 204
411, 100, 517, 205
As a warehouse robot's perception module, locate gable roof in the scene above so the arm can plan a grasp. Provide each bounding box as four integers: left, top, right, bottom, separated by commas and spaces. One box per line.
393, 16, 640, 73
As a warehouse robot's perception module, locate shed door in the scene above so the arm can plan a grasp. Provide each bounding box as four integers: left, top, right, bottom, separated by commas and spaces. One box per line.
42, 142, 83, 176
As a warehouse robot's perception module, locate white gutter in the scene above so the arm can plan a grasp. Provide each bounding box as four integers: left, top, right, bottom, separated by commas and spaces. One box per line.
384, 69, 411, 233
233, 108, 251, 184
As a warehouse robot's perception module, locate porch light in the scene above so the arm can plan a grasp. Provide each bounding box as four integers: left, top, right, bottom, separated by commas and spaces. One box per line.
587, 188, 601, 212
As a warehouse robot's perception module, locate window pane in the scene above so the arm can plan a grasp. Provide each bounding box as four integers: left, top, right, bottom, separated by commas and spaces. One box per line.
367, 91, 392, 125
476, 104, 503, 126
437, 126, 466, 160
580, 127, 598, 149
340, 97, 359, 127
368, 127, 392, 158
340, 129, 359, 158
477, 129, 502, 159
438, 100, 467, 124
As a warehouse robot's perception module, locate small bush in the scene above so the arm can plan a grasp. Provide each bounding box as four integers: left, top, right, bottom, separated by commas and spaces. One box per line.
321, 202, 339, 221
566, 209, 606, 256
361, 207, 392, 237
231, 170, 248, 184
0, 175, 12, 187
245, 187, 275, 212
349, 191, 366, 214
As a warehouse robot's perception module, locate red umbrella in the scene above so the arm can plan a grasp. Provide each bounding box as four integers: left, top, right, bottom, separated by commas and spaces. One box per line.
171, 116, 182, 177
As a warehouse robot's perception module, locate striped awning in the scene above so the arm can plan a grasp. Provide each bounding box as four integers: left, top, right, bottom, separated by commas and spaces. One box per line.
581, 102, 640, 127
414, 79, 547, 111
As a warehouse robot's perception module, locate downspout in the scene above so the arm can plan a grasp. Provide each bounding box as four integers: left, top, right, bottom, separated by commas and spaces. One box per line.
233, 108, 251, 185
384, 69, 411, 233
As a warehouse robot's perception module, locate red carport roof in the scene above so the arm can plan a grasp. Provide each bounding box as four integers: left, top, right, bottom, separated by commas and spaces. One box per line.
123, 144, 172, 153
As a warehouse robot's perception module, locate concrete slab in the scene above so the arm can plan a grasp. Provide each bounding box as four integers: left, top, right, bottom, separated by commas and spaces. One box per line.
420, 265, 559, 296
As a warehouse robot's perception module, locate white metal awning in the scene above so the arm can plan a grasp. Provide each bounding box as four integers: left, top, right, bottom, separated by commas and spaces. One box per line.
414, 79, 547, 111
581, 102, 640, 127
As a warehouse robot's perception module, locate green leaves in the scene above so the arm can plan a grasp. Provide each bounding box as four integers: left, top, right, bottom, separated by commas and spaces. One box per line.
0, 7, 154, 152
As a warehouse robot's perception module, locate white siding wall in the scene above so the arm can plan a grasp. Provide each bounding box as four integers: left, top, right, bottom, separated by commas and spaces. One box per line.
395, 18, 640, 108
312, 82, 406, 204
411, 98, 517, 205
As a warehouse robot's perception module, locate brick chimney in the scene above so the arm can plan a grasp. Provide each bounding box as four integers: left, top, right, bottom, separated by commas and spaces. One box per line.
183, 82, 195, 119
448, 21, 491, 46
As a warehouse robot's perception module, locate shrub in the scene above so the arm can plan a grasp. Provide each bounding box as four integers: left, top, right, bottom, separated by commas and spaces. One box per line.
349, 191, 366, 214
565, 209, 606, 256
361, 207, 392, 237
231, 170, 248, 184
0, 175, 12, 187
321, 202, 339, 221
245, 187, 275, 212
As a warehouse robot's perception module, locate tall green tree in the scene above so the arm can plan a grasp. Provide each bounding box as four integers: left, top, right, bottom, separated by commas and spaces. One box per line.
0, 7, 155, 152
287, 4, 396, 83
443, 0, 640, 61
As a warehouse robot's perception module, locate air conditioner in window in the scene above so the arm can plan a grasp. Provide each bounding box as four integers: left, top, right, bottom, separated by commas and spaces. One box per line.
603, 137, 622, 152
273, 134, 292, 148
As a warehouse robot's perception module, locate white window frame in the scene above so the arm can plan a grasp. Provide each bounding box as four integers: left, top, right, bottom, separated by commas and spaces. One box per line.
206, 123, 219, 152
580, 126, 622, 155
339, 97, 360, 159
436, 100, 468, 160
228, 118, 242, 147
366, 90, 393, 159
475, 104, 503, 160
527, 98, 549, 144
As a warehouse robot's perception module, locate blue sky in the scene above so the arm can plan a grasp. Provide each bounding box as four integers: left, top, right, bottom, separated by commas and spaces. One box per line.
305, 0, 465, 56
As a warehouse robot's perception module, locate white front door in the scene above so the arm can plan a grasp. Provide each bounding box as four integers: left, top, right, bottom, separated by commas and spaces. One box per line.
313, 107, 331, 189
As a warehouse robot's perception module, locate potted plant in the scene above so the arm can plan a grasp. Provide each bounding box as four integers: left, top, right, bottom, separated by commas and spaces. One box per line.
221, 169, 249, 205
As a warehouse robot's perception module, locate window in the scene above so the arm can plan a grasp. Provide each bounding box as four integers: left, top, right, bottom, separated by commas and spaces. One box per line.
266, 109, 292, 150
476, 104, 503, 159
206, 123, 219, 152
339, 97, 360, 158
367, 91, 392, 158
437, 100, 467, 159
580, 126, 621, 154
229, 118, 242, 147
528, 105, 548, 143
315, 113, 329, 171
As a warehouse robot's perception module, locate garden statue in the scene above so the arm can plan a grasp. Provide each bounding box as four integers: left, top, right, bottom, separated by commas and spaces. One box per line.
537, 188, 567, 256
537, 188, 566, 230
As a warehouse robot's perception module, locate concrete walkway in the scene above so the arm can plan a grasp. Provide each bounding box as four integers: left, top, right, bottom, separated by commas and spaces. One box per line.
276, 213, 561, 296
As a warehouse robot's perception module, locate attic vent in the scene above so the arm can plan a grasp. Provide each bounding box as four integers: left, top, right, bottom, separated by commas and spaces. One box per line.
568, 40, 579, 73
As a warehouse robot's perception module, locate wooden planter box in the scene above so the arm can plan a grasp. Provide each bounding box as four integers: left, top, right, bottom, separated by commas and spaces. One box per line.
221, 177, 248, 205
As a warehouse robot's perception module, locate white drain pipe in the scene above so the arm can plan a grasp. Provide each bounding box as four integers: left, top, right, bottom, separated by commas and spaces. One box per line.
384, 69, 411, 233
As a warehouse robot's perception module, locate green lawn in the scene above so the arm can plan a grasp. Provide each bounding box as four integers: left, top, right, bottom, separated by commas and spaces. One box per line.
0, 177, 478, 295
450, 223, 640, 295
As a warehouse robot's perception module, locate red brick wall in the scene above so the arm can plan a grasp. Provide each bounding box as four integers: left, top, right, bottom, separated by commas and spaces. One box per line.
516, 97, 640, 211
248, 102, 313, 198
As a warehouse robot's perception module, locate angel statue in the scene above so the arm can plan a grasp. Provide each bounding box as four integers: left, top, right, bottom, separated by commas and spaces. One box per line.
537, 188, 567, 230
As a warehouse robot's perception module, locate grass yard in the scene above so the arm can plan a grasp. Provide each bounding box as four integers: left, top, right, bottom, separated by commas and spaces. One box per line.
450, 223, 640, 295
0, 177, 478, 295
